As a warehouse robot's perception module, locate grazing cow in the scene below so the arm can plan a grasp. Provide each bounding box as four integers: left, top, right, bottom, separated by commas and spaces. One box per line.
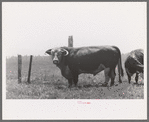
46, 46, 124, 87
125, 49, 144, 84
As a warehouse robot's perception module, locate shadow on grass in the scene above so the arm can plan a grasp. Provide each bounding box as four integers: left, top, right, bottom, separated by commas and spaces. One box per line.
131, 82, 144, 86
78, 83, 103, 89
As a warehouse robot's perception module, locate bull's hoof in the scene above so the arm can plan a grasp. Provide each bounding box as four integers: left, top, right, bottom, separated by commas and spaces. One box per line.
68, 85, 72, 88
110, 82, 115, 86
74, 84, 78, 87
102, 83, 108, 87
119, 80, 122, 83
115, 83, 119, 86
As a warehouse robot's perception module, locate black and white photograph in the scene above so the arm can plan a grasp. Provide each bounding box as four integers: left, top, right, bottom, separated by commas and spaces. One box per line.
2, 2, 147, 120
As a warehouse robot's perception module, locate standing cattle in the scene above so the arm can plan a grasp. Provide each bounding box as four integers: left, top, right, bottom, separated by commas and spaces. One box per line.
125, 49, 144, 84
46, 46, 124, 87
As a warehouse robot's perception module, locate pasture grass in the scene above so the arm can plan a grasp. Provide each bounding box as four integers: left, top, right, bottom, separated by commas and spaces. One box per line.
6, 56, 144, 99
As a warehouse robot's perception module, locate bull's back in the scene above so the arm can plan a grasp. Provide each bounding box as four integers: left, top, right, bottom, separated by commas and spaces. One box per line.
67, 46, 120, 71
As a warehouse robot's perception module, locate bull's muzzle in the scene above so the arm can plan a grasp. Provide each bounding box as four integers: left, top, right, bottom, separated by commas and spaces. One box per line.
53, 60, 59, 65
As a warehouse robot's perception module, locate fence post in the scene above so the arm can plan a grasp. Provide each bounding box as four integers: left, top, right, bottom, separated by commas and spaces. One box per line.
27, 55, 33, 83
68, 36, 73, 47
18, 55, 22, 83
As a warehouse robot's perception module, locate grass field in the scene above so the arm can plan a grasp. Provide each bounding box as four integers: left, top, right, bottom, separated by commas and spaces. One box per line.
6, 55, 144, 99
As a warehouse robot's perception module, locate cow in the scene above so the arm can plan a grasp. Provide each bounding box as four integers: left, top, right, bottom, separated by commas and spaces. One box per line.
45, 46, 124, 87
125, 49, 144, 84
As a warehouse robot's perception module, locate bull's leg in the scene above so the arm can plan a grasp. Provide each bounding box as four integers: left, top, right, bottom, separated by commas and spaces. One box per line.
102, 68, 110, 86
125, 69, 131, 84
73, 74, 78, 87
110, 69, 116, 86
126, 72, 131, 84
135, 72, 139, 84
68, 79, 73, 88
140, 73, 144, 79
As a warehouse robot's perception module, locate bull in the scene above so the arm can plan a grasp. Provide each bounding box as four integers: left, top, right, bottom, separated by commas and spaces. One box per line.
45, 46, 124, 87
125, 49, 144, 84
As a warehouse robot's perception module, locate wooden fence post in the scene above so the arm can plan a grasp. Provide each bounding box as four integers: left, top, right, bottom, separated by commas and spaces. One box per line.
18, 55, 22, 83
27, 55, 33, 83
68, 36, 73, 47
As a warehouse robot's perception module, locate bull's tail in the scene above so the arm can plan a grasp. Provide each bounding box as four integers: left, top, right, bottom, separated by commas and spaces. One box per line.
117, 52, 124, 83
118, 54, 124, 77
113, 46, 124, 83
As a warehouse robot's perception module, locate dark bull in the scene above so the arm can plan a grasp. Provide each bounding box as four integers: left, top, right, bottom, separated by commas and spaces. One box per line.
125, 49, 144, 84
46, 46, 124, 87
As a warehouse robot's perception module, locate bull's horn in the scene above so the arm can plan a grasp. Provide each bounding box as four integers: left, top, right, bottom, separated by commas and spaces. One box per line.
45, 49, 52, 55
62, 49, 69, 56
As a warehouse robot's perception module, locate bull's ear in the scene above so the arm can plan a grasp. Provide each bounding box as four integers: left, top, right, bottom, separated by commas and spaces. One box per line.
61, 49, 69, 56
45, 49, 52, 55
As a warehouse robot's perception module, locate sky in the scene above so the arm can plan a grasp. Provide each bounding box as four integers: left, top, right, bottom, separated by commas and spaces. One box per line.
2, 2, 147, 57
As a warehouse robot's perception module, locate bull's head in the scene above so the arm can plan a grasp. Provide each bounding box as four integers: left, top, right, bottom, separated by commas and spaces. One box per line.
45, 47, 69, 65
